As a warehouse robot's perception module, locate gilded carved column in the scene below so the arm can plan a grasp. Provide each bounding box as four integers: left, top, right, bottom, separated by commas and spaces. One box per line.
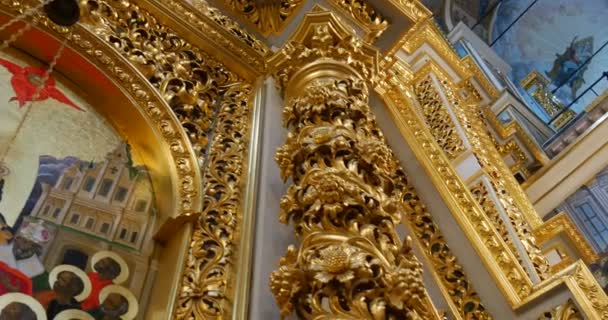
268, 8, 439, 319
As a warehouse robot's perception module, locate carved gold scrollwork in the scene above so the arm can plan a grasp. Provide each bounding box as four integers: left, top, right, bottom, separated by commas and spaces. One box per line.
413, 75, 466, 160
328, 0, 389, 41
210, 0, 304, 36
175, 84, 252, 319
269, 9, 438, 319
271, 77, 432, 319
397, 175, 492, 319
81, 0, 241, 166
470, 181, 525, 269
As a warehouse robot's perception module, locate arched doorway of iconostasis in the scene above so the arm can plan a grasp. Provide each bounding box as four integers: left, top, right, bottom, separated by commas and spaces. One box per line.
0, 14, 197, 320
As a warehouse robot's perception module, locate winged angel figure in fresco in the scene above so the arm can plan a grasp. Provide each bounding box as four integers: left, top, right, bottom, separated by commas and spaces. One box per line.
0, 58, 82, 110
545, 36, 594, 100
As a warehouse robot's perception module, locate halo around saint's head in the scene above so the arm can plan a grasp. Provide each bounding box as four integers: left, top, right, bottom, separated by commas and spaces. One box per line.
91, 250, 129, 284
99, 285, 138, 320
49, 264, 92, 301
0, 292, 46, 320
55, 309, 95, 320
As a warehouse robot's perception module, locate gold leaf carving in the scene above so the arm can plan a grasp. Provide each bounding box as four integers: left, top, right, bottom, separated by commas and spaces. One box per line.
175, 84, 252, 319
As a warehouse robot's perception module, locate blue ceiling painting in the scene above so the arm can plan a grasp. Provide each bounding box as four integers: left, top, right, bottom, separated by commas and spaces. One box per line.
492, 0, 608, 114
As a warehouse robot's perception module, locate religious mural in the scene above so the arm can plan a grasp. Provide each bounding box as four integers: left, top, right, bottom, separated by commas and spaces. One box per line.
0, 51, 156, 319
545, 36, 594, 101
492, 0, 608, 114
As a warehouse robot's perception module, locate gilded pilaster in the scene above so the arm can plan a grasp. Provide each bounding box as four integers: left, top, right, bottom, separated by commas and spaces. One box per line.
410, 65, 550, 282
268, 8, 439, 319
444, 75, 551, 281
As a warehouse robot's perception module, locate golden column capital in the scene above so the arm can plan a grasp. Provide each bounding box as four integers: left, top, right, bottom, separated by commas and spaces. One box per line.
268, 6, 382, 98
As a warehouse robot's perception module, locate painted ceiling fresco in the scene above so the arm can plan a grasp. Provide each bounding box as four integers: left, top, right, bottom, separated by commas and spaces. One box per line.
492, 0, 608, 114
0, 51, 154, 319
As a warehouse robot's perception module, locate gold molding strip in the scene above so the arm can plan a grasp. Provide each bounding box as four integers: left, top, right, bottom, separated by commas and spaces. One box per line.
533, 212, 599, 265
481, 106, 549, 177
399, 177, 492, 319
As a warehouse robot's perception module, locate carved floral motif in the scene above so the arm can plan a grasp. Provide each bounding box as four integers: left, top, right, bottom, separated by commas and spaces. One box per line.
268, 12, 437, 318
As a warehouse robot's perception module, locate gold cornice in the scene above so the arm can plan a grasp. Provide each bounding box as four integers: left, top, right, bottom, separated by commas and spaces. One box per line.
387, 0, 431, 23
482, 106, 550, 168
533, 212, 599, 265
397, 20, 501, 101
461, 55, 500, 100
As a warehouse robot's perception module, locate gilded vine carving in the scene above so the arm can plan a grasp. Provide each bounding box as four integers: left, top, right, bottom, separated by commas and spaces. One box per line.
175, 84, 252, 319
413, 75, 466, 160
182, 0, 270, 56
81, 0, 241, 165
570, 263, 608, 318
272, 76, 432, 319
398, 175, 492, 319
210, 0, 304, 36
269, 11, 437, 319
470, 180, 525, 268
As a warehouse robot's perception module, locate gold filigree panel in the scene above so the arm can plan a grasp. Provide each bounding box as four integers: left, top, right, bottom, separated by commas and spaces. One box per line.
81, 0, 242, 166
175, 84, 252, 319
413, 75, 466, 160
399, 175, 492, 319
383, 70, 534, 302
